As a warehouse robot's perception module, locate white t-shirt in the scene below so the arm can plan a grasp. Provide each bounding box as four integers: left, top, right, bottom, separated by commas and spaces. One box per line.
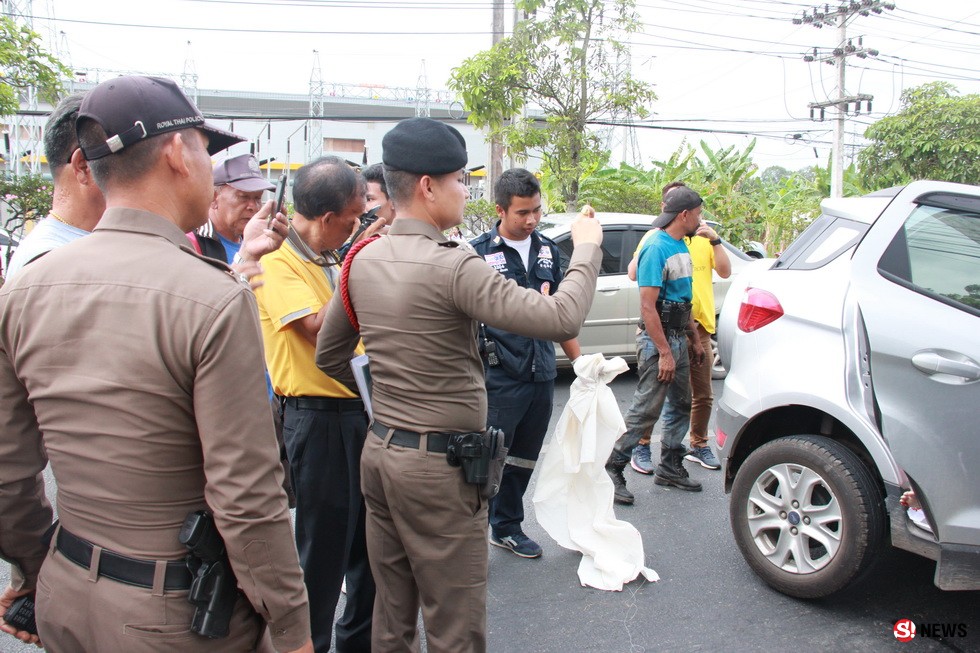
5, 217, 90, 281
501, 235, 533, 271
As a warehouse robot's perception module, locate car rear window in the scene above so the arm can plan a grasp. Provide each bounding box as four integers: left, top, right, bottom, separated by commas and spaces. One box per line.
772, 215, 868, 270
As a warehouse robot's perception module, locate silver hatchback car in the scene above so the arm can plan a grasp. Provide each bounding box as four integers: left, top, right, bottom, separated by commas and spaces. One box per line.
716, 180, 980, 598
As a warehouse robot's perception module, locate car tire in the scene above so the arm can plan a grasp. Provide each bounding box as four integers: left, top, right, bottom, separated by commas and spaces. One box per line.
710, 333, 727, 380
729, 435, 885, 599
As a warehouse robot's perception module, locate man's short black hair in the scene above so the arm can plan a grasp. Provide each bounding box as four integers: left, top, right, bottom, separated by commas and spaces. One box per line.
361, 163, 388, 198
44, 93, 86, 178
494, 168, 540, 211
382, 166, 422, 206
293, 156, 362, 219
76, 118, 179, 192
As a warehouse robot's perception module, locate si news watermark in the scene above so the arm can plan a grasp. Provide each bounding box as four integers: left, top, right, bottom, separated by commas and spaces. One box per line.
893, 619, 969, 642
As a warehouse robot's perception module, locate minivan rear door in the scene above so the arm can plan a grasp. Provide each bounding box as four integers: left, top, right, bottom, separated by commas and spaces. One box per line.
850, 181, 980, 548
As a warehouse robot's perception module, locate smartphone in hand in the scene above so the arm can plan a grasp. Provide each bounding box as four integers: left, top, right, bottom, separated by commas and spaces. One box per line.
268, 174, 288, 228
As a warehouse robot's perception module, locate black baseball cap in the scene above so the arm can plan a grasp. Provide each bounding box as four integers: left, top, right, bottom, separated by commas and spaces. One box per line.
382, 118, 467, 175
651, 187, 703, 228
77, 75, 244, 160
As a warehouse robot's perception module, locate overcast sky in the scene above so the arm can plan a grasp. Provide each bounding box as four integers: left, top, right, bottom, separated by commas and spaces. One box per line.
20, 0, 980, 172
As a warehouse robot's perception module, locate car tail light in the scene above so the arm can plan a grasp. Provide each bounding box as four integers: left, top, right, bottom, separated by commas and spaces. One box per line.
737, 287, 784, 332
716, 426, 727, 448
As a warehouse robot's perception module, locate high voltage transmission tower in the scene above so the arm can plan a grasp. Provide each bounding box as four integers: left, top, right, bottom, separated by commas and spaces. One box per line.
415, 60, 431, 118
308, 50, 324, 162
181, 41, 199, 105
3, 0, 42, 175
795, 0, 894, 198
605, 49, 641, 167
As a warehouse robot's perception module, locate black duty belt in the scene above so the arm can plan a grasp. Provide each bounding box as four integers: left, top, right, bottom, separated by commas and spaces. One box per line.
371, 422, 453, 453
55, 527, 193, 591
284, 396, 364, 413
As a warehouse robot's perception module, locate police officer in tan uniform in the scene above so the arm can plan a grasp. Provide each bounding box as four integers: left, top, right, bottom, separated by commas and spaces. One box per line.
0, 75, 312, 653
315, 117, 603, 653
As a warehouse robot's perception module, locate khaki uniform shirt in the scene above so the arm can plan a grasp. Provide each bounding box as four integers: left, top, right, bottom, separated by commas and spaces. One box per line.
0, 208, 310, 651
316, 218, 601, 433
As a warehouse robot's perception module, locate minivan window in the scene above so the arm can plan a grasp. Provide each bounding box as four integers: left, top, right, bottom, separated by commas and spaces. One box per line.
878, 204, 980, 313
554, 227, 627, 276
774, 215, 868, 270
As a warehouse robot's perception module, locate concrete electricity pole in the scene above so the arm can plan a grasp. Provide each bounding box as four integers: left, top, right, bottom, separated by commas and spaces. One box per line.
487, 0, 505, 199
796, 1, 893, 197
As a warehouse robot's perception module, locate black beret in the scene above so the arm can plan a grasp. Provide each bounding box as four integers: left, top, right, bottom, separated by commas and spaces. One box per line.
382, 118, 468, 175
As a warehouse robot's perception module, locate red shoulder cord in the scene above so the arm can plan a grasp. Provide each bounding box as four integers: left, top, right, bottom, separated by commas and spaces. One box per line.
340, 235, 380, 331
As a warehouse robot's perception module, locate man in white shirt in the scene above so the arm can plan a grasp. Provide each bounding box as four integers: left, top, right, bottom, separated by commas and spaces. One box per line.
4, 94, 105, 281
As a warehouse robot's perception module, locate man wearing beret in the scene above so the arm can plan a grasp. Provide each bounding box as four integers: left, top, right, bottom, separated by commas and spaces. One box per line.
0, 75, 312, 652
315, 117, 604, 652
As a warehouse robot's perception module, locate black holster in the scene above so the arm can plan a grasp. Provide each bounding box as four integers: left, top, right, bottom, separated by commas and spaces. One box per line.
446, 428, 508, 499
656, 300, 693, 330
179, 511, 238, 639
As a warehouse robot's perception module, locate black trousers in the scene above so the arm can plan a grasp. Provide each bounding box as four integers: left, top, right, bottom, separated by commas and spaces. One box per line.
282, 398, 374, 653
486, 370, 555, 538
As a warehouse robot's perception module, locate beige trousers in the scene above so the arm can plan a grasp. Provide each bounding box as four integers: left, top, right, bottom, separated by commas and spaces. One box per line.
35, 546, 274, 653
360, 431, 488, 653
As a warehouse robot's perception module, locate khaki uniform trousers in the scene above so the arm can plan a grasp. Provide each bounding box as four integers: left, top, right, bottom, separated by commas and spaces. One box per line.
689, 323, 714, 448
361, 431, 488, 653
35, 546, 275, 652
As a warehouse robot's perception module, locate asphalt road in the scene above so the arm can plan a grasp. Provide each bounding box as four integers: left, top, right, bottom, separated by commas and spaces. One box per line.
3, 370, 978, 652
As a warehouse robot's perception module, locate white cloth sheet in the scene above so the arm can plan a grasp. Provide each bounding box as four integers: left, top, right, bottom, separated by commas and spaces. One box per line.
532, 354, 659, 590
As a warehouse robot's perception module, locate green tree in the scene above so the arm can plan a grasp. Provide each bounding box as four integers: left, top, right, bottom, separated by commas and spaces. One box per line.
575, 141, 836, 256
449, 0, 655, 208
0, 16, 69, 117
859, 82, 980, 189
1, 172, 54, 281
462, 198, 497, 237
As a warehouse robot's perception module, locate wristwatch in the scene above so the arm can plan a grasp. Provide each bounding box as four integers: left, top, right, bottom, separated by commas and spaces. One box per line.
709, 238, 722, 246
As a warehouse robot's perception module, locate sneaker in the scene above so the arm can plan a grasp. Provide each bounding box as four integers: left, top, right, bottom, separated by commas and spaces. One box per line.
490, 532, 543, 558
630, 443, 655, 475
685, 445, 721, 470
605, 461, 635, 505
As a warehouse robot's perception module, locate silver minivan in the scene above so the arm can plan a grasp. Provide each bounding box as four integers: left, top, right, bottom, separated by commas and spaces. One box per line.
716, 181, 980, 597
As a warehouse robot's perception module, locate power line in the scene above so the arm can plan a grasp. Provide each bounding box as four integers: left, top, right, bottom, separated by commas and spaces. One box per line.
1, 12, 496, 34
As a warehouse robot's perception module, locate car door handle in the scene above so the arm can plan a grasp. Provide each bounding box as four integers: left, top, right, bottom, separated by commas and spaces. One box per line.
911, 351, 980, 381
597, 287, 619, 294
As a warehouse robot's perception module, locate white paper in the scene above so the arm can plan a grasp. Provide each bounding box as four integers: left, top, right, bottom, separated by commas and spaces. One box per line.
350, 354, 373, 421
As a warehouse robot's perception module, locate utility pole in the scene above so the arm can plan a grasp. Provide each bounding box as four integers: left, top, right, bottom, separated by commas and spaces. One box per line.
796, 0, 893, 198
485, 0, 505, 200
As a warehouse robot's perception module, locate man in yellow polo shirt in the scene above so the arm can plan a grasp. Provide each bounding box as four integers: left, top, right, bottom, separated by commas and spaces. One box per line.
255, 156, 384, 653
626, 182, 730, 480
